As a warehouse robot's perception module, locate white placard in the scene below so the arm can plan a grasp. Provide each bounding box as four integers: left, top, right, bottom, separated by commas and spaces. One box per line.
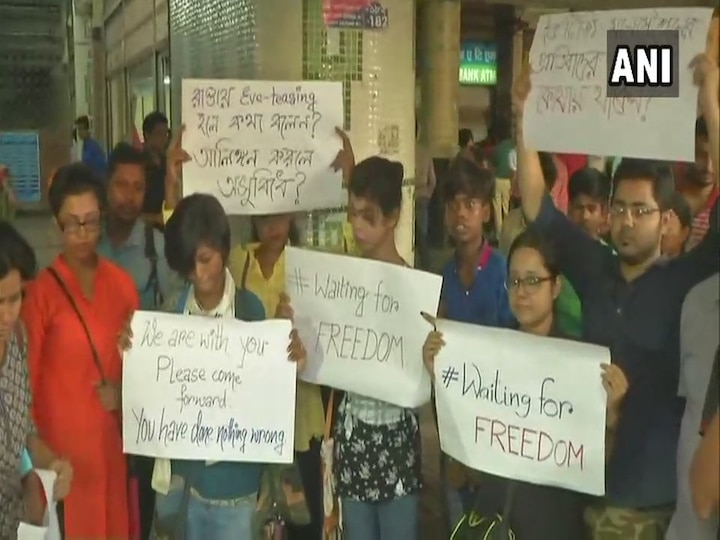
17, 469, 60, 540
122, 311, 296, 463
181, 79, 345, 214
434, 320, 609, 496
285, 247, 442, 408
523, 8, 713, 162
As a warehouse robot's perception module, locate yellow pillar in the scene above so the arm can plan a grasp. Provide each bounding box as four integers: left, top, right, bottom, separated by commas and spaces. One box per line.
419, 0, 461, 159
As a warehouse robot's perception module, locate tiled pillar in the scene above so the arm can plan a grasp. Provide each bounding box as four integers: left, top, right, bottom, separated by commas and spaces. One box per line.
418, 0, 460, 159
168, 0, 416, 261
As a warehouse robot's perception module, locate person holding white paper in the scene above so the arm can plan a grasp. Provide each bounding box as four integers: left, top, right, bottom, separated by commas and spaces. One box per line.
282, 154, 423, 540
119, 193, 308, 539
423, 228, 628, 539
0, 224, 73, 538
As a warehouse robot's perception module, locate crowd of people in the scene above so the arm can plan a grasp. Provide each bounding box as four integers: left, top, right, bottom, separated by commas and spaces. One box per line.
0, 52, 718, 540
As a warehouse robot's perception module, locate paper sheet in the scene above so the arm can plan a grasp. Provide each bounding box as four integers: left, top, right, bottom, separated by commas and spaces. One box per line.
17, 469, 61, 540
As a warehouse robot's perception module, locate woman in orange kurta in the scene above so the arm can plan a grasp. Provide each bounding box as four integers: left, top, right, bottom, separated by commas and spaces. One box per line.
22, 163, 139, 539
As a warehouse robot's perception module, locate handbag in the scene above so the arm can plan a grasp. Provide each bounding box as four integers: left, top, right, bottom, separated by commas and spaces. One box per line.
47, 268, 140, 540
321, 390, 342, 540
450, 480, 517, 540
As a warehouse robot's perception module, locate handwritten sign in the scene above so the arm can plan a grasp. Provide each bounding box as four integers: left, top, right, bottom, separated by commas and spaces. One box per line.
285, 247, 441, 408
523, 8, 713, 161
434, 320, 608, 496
181, 79, 344, 214
122, 312, 296, 463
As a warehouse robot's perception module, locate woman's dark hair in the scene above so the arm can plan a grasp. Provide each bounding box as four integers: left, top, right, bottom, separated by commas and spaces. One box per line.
348, 156, 403, 217
568, 168, 611, 205
443, 157, 495, 204
164, 194, 231, 277
669, 191, 692, 229
612, 158, 675, 211
538, 152, 557, 192
507, 226, 561, 280
250, 216, 300, 246
47, 163, 105, 218
458, 128, 474, 147
0, 220, 37, 281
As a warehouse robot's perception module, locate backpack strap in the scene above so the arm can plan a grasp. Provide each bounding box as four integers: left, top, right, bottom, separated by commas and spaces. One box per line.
176, 285, 191, 313
143, 223, 163, 307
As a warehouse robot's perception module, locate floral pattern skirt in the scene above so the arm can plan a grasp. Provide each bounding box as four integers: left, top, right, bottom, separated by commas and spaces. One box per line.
334, 408, 421, 503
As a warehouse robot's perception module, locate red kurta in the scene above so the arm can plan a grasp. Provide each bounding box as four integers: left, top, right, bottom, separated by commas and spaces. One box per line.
22, 256, 139, 539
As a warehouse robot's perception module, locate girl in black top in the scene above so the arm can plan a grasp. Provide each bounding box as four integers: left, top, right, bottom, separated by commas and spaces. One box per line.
423, 227, 629, 539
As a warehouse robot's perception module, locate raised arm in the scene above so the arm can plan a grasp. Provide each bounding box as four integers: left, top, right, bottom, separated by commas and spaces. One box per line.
511, 68, 608, 299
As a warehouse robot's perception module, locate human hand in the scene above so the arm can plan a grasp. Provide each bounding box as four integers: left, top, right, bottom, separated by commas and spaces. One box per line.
49, 458, 73, 500
422, 330, 445, 379
691, 53, 719, 116
512, 64, 532, 116
331, 127, 354, 188
165, 124, 192, 185
96, 381, 121, 412
288, 329, 307, 374
275, 292, 294, 320
117, 315, 134, 355
601, 363, 628, 427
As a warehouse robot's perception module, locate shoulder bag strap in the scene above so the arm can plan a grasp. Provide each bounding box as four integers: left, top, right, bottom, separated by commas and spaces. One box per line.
47, 267, 107, 383
240, 251, 250, 291
143, 223, 163, 306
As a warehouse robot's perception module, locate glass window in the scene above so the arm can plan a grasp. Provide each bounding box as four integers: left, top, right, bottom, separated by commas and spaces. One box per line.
127, 56, 156, 144
156, 52, 172, 124
107, 75, 125, 148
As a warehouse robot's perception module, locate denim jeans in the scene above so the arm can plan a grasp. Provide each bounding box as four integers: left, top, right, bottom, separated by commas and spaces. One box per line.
185, 491, 256, 540
341, 493, 419, 540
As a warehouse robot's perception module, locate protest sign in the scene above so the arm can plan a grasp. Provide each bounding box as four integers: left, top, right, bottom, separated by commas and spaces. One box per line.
285, 247, 441, 408
122, 311, 296, 463
181, 79, 344, 214
434, 320, 609, 496
523, 8, 713, 162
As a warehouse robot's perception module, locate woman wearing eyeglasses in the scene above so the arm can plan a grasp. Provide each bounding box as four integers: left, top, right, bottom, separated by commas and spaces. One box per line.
21, 163, 139, 539
423, 227, 629, 539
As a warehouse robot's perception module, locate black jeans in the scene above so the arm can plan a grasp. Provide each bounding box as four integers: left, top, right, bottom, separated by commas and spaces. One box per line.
132, 455, 156, 540
287, 439, 323, 540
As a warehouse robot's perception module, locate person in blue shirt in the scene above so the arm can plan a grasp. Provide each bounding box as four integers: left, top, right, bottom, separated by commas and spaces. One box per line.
96, 142, 177, 539
75, 115, 107, 179
119, 193, 306, 539
437, 157, 514, 532
97, 142, 176, 312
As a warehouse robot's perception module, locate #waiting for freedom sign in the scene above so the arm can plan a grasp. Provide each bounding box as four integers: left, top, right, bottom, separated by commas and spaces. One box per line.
433, 319, 610, 496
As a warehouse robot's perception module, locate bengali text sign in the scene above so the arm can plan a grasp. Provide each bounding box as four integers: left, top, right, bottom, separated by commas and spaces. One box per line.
434, 320, 609, 495
122, 311, 296, 463
523, 8, 713, 161
285, 247, 441, 407
181, 79, 344, 214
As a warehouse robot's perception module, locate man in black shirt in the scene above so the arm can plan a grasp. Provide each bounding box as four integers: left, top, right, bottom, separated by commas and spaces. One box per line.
141, 111, 169, 228
513, 53, 719, 539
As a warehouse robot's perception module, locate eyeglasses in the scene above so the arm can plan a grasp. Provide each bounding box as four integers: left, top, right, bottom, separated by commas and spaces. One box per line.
505, 275, 553, 293
60, 215, 102, 235
608, 205, 660, 221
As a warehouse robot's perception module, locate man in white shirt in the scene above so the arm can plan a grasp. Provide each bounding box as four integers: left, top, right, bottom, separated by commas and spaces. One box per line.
667, 273, 720, 540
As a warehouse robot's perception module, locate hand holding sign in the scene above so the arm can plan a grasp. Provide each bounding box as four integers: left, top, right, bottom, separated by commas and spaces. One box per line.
513, 64, 532, 116
601, 363, 629, 428
691, 52, 720, 117
165, 125, 191, 209
330, 127, 355, 188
